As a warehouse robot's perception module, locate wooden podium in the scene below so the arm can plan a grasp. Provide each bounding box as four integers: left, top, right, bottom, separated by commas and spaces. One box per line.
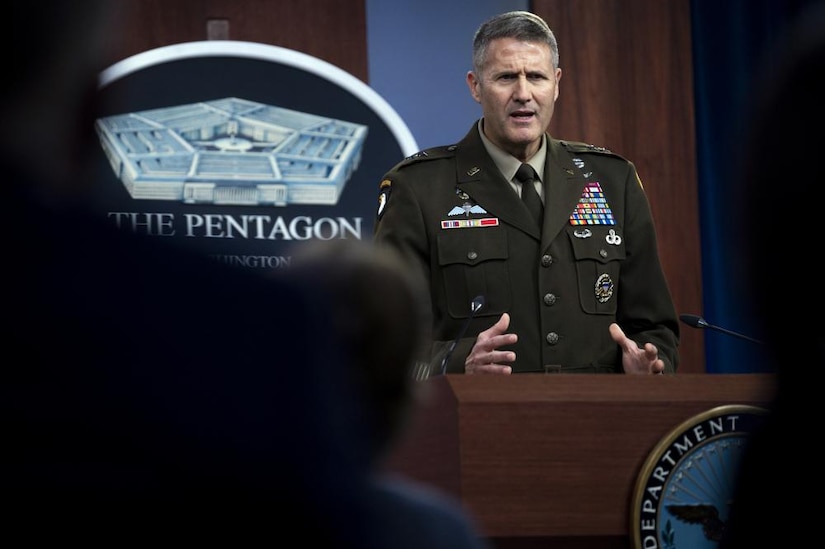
384, 374, 776, 548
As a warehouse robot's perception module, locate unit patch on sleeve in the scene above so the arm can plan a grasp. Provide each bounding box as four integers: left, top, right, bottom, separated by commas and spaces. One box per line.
376, 178, 392, 220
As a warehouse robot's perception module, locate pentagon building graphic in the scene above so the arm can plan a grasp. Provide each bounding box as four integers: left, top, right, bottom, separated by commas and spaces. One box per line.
95, 97, 368, 206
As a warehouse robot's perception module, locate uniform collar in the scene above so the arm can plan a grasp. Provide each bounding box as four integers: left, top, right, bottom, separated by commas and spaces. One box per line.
476, 118, 548, 182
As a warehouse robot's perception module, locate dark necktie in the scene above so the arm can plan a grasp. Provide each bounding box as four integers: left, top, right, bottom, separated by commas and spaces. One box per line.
515, 163, 543, 226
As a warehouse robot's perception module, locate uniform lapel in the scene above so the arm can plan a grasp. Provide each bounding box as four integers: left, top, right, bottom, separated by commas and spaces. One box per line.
452, 126, 541, 239
543, 138, 588, 243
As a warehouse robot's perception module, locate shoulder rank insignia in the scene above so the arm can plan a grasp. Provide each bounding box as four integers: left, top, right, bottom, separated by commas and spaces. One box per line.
395, 145, 457, 170
560, 140, 615, 155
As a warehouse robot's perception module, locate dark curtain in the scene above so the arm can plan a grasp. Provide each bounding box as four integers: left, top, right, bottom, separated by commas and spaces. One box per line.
690, 0, 821, 372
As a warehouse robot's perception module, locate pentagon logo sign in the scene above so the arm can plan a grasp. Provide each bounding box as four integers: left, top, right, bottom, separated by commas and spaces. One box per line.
93, 41, 417, 268
96, 97, 368, 206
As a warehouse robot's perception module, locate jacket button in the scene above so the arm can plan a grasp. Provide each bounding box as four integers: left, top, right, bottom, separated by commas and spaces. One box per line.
599, 249, 608, 258
543, 293, 557, 306
467, 251, 478, 260
546, 332, 559, 345
541, 254, 553, 267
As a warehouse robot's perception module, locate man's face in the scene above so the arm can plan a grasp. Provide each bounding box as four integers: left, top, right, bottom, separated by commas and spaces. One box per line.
467, 37, 561, 161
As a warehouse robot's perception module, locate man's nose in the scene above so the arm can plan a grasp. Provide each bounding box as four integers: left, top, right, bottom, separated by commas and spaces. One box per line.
513, 76, 532, 101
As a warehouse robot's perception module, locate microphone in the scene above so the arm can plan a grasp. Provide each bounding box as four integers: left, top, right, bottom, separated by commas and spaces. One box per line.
440, 295, 485, 375
679, 313, 764, 344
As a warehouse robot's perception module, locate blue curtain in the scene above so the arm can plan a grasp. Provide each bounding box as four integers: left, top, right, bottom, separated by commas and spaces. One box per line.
690, 0, 821, 372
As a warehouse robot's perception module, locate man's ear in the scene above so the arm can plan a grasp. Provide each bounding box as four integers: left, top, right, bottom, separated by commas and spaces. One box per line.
554, 68, 562, 102
466, 71, 482, 103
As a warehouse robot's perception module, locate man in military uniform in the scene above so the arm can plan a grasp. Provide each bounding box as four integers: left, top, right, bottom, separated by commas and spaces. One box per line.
373, 10, 679, 375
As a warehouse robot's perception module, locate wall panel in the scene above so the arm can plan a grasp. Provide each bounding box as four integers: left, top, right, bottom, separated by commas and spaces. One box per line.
106, 0, 368, 81
534, 0, 704, 372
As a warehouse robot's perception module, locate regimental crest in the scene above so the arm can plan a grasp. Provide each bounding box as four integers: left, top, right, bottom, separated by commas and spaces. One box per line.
448, 188, 488, 216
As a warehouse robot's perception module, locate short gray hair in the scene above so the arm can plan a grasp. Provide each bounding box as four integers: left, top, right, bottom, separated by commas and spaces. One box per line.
472, 11, 560, 74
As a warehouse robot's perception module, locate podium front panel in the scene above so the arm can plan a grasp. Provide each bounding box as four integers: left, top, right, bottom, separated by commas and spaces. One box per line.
385, 373, 775, 542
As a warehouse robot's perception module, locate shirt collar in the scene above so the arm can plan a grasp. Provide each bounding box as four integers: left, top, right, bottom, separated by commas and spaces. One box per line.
477, 118, 548, 182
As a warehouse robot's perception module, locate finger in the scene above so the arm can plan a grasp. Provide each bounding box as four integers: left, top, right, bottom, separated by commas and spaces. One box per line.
469, 364, 512, 375
610, 324, 637, 355
465, 348, 515, 370
488, 350, 516, 364
477, 328, 517, 352
485, 312, 510, 336
484, 333, 517, 351
608, 322, 626, 345
652, 359, 665, 374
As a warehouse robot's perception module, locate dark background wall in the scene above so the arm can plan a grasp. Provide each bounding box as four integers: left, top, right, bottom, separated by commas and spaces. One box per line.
101, 0, 819, 374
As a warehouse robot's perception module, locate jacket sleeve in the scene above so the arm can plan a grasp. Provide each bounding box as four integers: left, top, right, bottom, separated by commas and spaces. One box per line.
616, 162, 680, 372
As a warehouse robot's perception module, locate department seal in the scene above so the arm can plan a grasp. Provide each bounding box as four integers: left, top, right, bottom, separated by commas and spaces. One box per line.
630, 404, 768, 549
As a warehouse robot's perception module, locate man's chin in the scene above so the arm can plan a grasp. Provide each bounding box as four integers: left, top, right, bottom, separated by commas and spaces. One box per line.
505, 131, 543, 151
507, 126, 543, 143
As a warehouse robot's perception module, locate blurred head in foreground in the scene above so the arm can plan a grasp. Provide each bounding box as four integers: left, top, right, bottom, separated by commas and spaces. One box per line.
288, 238, 429, 462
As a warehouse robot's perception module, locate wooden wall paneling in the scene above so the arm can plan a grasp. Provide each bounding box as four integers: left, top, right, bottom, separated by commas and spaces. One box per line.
533, 0, 705, 372
106, 0, 368, 81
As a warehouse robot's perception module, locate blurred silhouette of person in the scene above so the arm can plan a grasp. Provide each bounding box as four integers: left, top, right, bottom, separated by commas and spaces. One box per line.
289, 239, 490, 549
0, 3, 459, 546
720, 2, 825, 547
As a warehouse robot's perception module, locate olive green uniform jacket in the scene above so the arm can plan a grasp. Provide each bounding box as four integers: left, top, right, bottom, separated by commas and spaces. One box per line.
374, 122, 679, 374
